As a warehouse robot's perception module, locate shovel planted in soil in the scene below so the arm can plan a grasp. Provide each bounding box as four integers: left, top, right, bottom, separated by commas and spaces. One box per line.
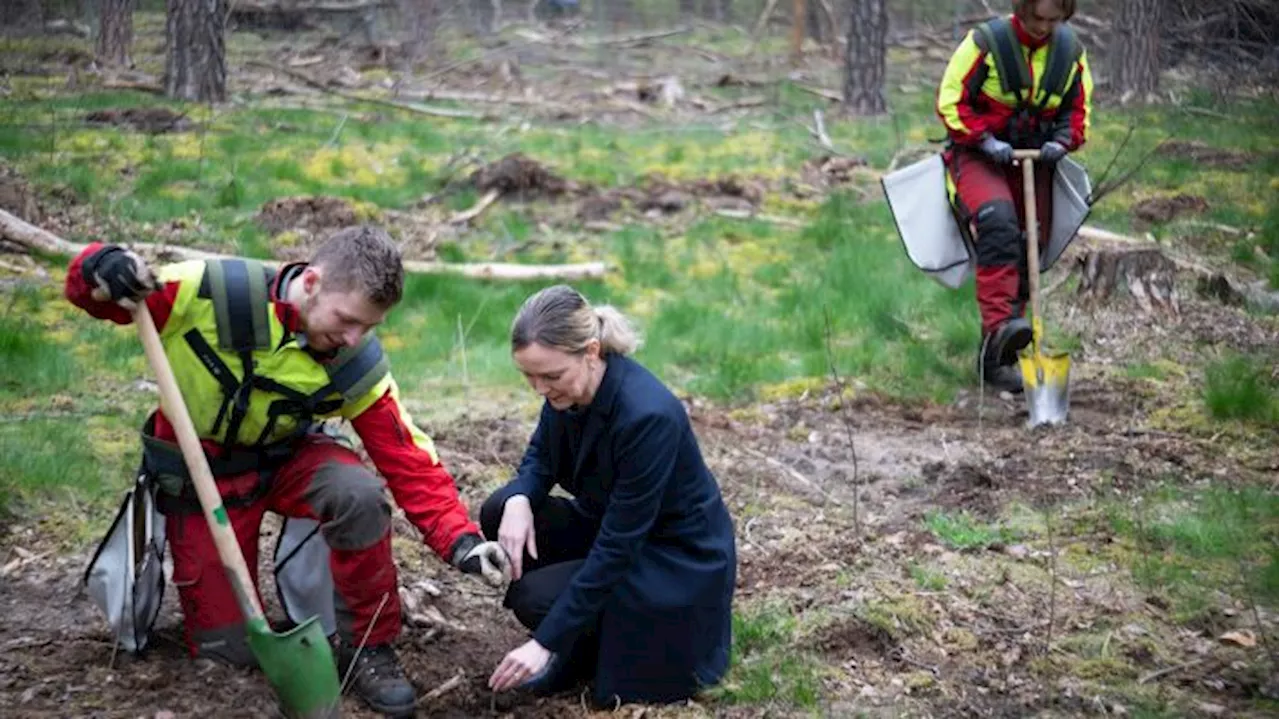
131, 302, 342, 718
1013, 149, 1071, 427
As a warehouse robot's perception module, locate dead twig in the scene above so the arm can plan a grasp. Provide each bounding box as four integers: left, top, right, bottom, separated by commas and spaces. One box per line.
247, 61, 494, 120
449, 189, 501, 224
822, 305, 862, 539
420, 671, 465, 704
1138, 658, 1205, 685
795, 83, 843, 102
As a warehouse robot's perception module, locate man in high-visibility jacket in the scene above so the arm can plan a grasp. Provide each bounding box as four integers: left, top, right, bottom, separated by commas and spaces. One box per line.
67, 226, 510, 718
936, 0, 1093, 392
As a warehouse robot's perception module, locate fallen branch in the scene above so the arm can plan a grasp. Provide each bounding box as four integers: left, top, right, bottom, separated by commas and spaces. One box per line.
714, 209, 807, 229
247, 62, 495, 120
420, 671, 465, 703
448, 190, 501, 224
0, 209, 609, 281
796, 84, 843, 102
571, 26, 692, 48
399, 88, 573, 112
101, 79, 164, 95
812, 109, 835, 153
710, 95, 768, 113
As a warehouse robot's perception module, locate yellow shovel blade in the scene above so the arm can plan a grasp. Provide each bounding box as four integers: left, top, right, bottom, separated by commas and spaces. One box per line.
1019, 350, 1071, 427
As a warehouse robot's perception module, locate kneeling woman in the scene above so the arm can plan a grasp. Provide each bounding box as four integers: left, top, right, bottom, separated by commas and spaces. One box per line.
484, 285, 737, 707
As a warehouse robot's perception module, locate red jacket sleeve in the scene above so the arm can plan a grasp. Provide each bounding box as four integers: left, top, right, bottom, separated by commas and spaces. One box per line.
65, 242, 180, 330
349, 389, 480, 561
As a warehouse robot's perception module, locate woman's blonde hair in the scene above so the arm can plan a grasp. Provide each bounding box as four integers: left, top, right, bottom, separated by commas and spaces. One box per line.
1013, 0, 1076, 20
511, 285, 641, 357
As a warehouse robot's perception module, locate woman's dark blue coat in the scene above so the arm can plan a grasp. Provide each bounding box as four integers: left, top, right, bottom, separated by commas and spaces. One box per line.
507, 353, 737, 704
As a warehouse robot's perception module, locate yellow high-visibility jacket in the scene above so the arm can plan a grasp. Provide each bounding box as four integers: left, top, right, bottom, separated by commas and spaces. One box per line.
936, 14, 1094, 150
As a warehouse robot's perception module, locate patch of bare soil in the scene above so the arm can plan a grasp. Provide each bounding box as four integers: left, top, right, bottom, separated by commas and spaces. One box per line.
1133, 193, 1210, 225
83, 108, 193, 134
810, 615, 894, 661
255, 195, 361, 236
800, 154, 871, 191
1157, 140, 1257, 170
470, 153, 579, 199
575, 173, 769, 221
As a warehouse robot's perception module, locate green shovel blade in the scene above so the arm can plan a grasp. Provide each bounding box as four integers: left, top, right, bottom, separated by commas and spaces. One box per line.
246, 616, 342, 719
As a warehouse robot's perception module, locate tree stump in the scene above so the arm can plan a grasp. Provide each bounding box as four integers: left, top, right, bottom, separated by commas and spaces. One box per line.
1074, 246, 1181, 316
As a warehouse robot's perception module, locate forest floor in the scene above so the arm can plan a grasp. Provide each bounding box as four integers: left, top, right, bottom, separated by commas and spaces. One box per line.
1, 13, 1276, 719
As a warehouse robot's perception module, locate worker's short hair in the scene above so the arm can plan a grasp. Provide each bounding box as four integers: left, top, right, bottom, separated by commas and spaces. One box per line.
1013, 0, 1076, 21
309, 225, 404, 308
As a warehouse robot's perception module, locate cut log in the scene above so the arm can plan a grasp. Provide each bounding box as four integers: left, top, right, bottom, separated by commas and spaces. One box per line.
1073, 245, 1181, 316
0, 209, 609, 281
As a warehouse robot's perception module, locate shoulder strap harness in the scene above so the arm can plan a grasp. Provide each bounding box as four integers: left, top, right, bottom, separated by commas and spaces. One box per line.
974, 18, 1082, 111
185, 258, 389, 449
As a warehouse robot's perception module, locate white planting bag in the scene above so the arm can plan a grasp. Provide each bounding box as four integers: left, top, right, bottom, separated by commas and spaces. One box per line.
273, 517, 337, 636
882, 153, 1093, 289
84, 472, 167, 653
882, 153, 975, 289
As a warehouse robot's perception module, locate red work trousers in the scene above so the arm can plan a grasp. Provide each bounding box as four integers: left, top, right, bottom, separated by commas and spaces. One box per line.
946, 146, 1055, 336
166, 433, 401, 666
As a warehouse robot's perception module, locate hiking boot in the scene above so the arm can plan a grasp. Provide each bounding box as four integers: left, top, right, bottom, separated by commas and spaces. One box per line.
979, 361, 1025, 394
977, 321, 1031, 395
988, 317, 1033, 366
333, 639, 416, 718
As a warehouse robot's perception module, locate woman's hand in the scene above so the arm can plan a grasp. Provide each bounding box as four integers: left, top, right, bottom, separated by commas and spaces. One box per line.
497, 494, 538, 581
489, 639, 552, 692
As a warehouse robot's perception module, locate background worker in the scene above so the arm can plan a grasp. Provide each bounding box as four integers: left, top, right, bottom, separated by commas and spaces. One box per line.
935, 0, 1094, 392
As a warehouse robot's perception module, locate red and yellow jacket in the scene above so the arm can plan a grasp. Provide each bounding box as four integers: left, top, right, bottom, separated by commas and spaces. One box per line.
65, 243, 479, 561
936, 14, 1093, 150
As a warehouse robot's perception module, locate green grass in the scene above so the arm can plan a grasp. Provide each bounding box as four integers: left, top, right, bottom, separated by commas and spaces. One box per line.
1202, 352, 1279, 425
0, 416, 138, 534
1109, 485, 1279, 621
909, 562, 948, 591
924, 510, 1020, 551
708, 603, 822, 709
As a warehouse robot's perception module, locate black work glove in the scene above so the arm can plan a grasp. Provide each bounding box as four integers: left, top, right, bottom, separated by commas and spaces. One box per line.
1039, 140, 1068, 164
82, 245, 157, 308
979, 133, 1014, 165
451, 533, 511, 587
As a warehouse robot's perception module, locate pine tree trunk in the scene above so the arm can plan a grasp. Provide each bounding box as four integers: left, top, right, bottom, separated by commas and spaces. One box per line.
1114, 0, 1161, 100
97, 0, 135, 67
842, 0, 887, 115
164, 0, 227, 102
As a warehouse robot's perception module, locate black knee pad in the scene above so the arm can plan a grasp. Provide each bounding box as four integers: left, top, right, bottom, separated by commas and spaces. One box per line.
973, 200, 1021, 267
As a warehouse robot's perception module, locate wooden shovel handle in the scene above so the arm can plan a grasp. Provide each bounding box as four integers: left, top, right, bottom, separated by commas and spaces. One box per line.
1020, 154, 1041, 357
133, 304, 265, 621
1013, 149, 1042, 160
